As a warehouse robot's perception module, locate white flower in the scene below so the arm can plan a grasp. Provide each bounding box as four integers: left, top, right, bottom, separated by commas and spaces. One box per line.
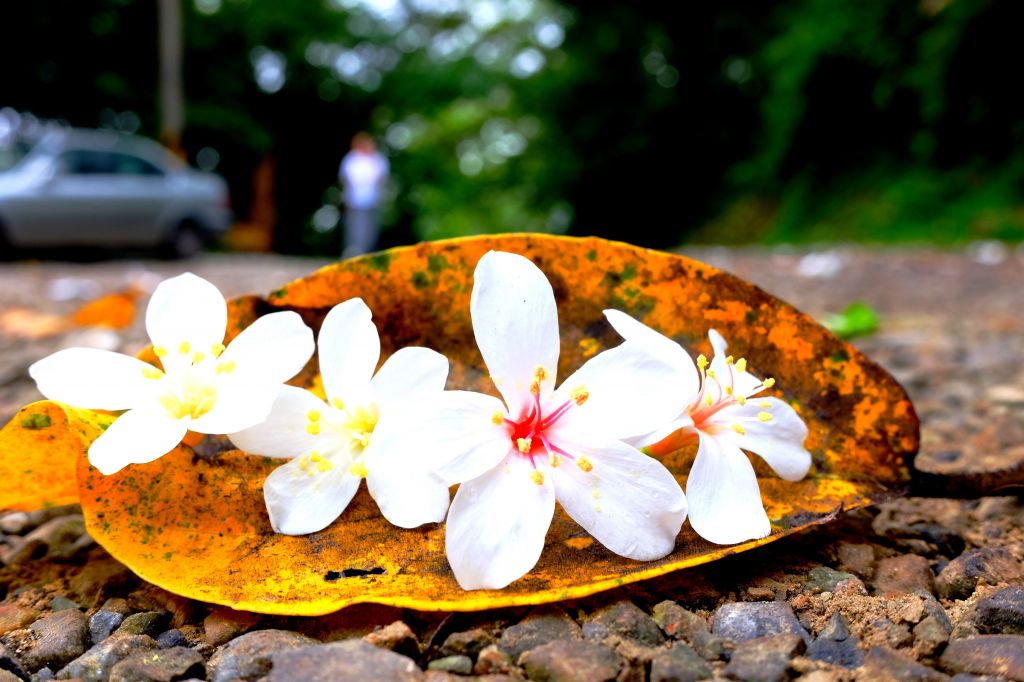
606, 313, 813, 545
398, 251, 689, 590
29, 273, 314, 475
229, 298, 451, 535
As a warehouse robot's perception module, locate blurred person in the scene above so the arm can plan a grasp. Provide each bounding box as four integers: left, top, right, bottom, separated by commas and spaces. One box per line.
339, 132, 389, 258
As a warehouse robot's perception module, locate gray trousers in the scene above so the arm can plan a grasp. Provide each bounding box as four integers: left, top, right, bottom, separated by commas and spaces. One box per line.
343, 207, 379, 258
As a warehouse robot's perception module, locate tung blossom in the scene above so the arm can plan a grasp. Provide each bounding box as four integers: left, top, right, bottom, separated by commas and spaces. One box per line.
608, 313, 813, 545
29, 273, 314, 475
229, 298, 451, 534
400, 251, 690, 590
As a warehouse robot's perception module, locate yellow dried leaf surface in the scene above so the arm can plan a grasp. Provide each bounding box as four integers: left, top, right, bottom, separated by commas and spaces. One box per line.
66, 234, 914, 614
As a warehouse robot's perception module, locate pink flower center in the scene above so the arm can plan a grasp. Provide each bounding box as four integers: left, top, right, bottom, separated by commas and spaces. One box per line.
501, 367, 591, 474
688, 353, 775, 434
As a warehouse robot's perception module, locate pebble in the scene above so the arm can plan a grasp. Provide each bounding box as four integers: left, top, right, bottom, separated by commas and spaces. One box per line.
154, 630, 188, 649
862, 646, 950, 681
20, 609, 89, 673
936, 548, 1023, 600
89, 610, 125, 644
0, 642, 28, 681
649, 642, 711, 682
6, 515, 90, 564
54, 633, 158, 682
873, 554, 936, 596
108, 646, 205, 682
519, 640, 622, 682
114, 612, 170, 639
914, 615, 951, 657
804, 567, 856, 593
497, 607, 581, 659
652, 601, 723, 659
202, 607, 259, 647
427, 655, 472, 675
0, 512, 31, 535
807, 612, 863, 668
723, 633, 804, 682
471, 645, 514, 676
0, 605, 40, 636
46, 598, 79, 613
837, 542, 876, 578
439, 628, 493, 659
584, 601, 665, 647
207, 629, 318, 682
0, 670, 23, 682
975, 586, 1024, 635
712, 602, 811, 645
364, 621, 420, 659
939, 635, 1024, 679
266, 640, 423, 681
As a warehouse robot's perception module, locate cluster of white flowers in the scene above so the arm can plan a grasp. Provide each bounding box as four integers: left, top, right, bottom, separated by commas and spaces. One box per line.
29, 252, 812, 591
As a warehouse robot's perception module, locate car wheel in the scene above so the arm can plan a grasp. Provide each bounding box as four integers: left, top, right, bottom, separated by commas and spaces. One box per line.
163, 222, 205, 259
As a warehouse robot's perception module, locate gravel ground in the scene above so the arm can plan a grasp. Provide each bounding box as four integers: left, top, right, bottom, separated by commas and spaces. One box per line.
0, 245, 1021, 681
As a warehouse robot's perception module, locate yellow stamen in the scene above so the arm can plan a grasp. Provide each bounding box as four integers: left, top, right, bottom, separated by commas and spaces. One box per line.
577, 456, 593, 472
548, 452, 562, 467
315, 458, 333, 472
735, 358, 747, 373
306, 422, 320, 435
696, 354, 708, 370
758, 411, 773, 422
491, 412, 504, 426
571, 386, 589, 406
592, 488, 600, 499
726, 355, 734, 365
762, 377, 776, 389
705, 395, 714, 406
732, 423, 746, 435
141, 367, 163, 380
178, 341, 190, 355
298, 456, 310, 472
332, 397, 345, 410
349, 462, 368, 478
725, 385, 733, 396
159, 382, 217, 420
517, 437, 532, 454
736, 395, 747, 406
759, 401, 772, 408
210, 342, 225, 358
307, 410, 321, 422
216, 360, 236, 374
192, 351, 204, 365
530, 470, 544, 485
153, 346, 168, 357
310, 451, 323, 462
707, 369, 716, 379
533, 366, 547, 382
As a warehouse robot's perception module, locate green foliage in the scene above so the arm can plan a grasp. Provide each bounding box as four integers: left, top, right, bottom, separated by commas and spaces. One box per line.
823, 302, 880, 340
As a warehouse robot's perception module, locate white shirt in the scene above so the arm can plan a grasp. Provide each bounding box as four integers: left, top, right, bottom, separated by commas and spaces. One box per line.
340, 151, 389, 209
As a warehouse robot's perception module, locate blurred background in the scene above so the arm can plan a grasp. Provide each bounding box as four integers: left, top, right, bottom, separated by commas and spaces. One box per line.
2, 0, 1024, 256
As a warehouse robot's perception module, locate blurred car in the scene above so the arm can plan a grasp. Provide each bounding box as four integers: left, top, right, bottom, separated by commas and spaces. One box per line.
0, 129, 231, 258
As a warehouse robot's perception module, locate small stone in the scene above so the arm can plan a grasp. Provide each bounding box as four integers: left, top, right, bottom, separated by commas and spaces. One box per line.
207, 629, 318, 682
837, 543, 876, 578
203, 607, 259, 647
0, 642, 28, 681
154, 630, 188, 650
519, 640, 622, 682
47, 598, 80, 613
364, 621, 420, 659
6, 516, 89, 564
652, 601, 723, 659
939, 635, 1024, 679
472, 645, 514, 676
862, 646, 950, 682
31, 667, 54, 682
976, 586, 1024, 635
115, 612, 170, 638
0, 605, 40, 636
266, 640, 423, 681
914, 616, 951, 657
108, 646, 205, 682
650, 642, 711, 682
55, 634, 159, 682
804, 567, 856, 593
0, 512, 31, 534
807, 612, 863, 668
724, 633, 804, 682
584, 601, 665, 647
498, 607, 581, 659
427, 655, 472, 675
833, 577, 869, 597
937, 548, 1023, 600
712, 602, 811, 645
68, 559, 135, 608
21, 609, 90, 672
439, 629, 494, 659
90, 610, 126, 644
0, 670, 23, 682
100, 599, 132, 616
874, 555, 936, 596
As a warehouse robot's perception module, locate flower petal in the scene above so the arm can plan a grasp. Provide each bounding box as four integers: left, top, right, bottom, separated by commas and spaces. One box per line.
187, 381, 277, 435
553, 341, 693, 442
548, 434, 685, 560
686, 434, 771, 544
146, 274, 227, 374
29, 348, 157, 411
228, 386, 326, 458
365, 465, 450, 529
317, 298, 380, 404
218, 311, 314, 386
603, 309, 698, 380
711, 397, 812, 481
263, 455, 361, 535
627, 414, 695, 450
708, 329, 763, 397
370, 346, 449, 413
445, 455, 555, 590
471, 251, 559, 418
88, 409, 188, 475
